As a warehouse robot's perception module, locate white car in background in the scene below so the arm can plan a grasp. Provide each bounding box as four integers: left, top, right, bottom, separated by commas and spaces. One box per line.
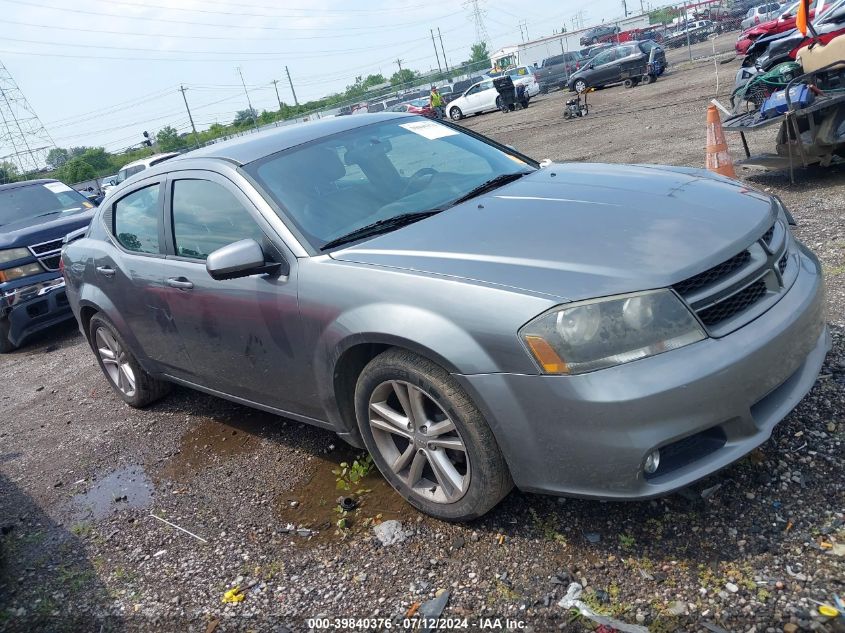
114, 152, 180, 187
448, 67, 539, 120
447, 79, 499, 120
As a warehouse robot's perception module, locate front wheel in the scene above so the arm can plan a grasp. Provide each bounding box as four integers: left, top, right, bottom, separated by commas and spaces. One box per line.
449, 106, 463, 121
0, 318, 16, 354
354, 349, 512, 521
574, 79, 588, 94
89, 314, 171, 408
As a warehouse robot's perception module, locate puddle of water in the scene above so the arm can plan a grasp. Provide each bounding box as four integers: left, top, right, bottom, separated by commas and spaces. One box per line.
159, 418, 258, 482
277, 449, 417, 543
70, 465, 153, 522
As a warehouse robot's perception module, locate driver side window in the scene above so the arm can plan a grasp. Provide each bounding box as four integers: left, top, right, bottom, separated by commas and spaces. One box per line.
466, 85, 480, 96
171, 179, 266, 261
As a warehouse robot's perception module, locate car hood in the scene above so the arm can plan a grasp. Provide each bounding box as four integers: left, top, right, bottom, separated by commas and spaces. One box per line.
0, 209, 95, 249
331, 164, 776, 302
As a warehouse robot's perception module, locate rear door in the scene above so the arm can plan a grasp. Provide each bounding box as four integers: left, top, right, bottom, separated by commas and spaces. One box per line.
93, 176, 190, 371
157, 170, 309, 414
590, 48, 621, 85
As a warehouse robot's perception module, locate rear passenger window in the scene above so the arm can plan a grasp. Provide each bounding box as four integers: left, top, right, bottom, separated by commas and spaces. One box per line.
113, 184, 160, 254
171, 179, 266, 260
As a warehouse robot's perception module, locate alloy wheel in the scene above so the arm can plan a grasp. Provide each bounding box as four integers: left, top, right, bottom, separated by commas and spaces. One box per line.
95, 327, 136, 397
368, 380, 470, 504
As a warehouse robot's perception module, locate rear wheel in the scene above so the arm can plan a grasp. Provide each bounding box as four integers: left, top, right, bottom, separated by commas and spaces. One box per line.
641, 73, 655, 85
89, 314, 171, 408
355, 349, 512, 521
0, 318, 16, 354
449, 106, 463, 121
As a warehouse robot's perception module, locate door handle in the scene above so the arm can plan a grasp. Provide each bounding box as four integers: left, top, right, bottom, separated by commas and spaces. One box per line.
96, 266, 115, 278
166, 277, 194, 290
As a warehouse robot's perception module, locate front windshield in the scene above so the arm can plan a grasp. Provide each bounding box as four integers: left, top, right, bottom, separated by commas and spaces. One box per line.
245, 118, 536, 250
0, 182, 91, 227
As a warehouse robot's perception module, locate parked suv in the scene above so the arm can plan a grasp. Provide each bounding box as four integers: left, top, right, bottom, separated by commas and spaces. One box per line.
741, 2, 783, 29
63, 113, 828, 520
536, 52, 584, 93
114, 152, 180, 186
0, 179, 95, 352
580, 24, 621, 45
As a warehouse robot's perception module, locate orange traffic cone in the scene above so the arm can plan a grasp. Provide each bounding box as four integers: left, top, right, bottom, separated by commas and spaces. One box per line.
705, 104, 737, 179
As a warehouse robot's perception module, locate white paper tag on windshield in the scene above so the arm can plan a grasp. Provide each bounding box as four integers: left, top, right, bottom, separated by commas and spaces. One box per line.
399, 121, 459, 140
43, 182, 73, 193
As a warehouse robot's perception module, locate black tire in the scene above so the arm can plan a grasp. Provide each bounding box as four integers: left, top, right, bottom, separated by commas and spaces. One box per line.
641, 74, 654, 85
354, 348, 512, 521
0, 317, 16, 354
574, 79, 588, 94
624, 78, 634, 88
88, 313, 171, 408
449, 106, 463, 121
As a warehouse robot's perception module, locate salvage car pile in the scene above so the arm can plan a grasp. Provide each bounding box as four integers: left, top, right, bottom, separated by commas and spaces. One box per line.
726, 0, 845, 169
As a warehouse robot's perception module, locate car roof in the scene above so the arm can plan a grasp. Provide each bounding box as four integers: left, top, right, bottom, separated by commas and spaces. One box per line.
172, 112, 413, 166
0, 178, 60, 192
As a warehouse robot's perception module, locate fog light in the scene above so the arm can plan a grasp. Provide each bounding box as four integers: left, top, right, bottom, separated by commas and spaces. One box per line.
644, 449, 661, 475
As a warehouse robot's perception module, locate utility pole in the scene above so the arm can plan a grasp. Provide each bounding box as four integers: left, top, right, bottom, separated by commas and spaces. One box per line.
622, 0, 629, 17
271, 79, 283, 111
640, 0, 645, 14
520, 20, 529, 42
236, 66, 259, 132
430, 30, 443, 74
178, 85, 200, 149
285, 66, 299, 106
395, 59, 403, 72
437, 28, 449, 72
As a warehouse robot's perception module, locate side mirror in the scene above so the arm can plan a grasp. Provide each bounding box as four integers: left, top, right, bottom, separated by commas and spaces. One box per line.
206, 239, 281, 281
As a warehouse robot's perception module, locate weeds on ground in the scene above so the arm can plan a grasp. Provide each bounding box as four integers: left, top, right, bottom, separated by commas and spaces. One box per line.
618, 533, 635, 551
333, 454, 374, 491
528, 508, 567, 545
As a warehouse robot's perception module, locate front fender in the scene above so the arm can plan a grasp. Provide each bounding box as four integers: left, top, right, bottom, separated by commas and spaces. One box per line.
312, 303, 499, 428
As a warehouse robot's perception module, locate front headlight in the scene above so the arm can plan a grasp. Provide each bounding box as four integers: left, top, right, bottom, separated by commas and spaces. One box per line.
0, 248, 31, 264
0, 262, 44, 283
520, 289, 706, 375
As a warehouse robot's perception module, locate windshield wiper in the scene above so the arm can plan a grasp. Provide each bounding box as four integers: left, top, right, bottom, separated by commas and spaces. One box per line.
446, 171, 531, 207
321, 209, 443, 251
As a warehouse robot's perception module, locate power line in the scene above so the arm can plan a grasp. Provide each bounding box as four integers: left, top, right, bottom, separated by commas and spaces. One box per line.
464, 0, 490, 46
1, 0, 464, 33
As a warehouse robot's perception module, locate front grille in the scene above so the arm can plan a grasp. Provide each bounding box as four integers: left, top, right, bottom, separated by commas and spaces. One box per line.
30, 238, 63, 256
40, 254, 61, 271
697, 280, 767, 327
28, 237, 64, 272
673, 250, 750, 296
673, 219, 790, 336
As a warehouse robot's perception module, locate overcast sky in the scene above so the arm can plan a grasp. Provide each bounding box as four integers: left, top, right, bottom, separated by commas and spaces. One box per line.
3, 0, 634, 154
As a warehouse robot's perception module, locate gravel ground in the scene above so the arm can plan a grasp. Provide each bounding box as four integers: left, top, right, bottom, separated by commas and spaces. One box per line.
1, 44, 844, 633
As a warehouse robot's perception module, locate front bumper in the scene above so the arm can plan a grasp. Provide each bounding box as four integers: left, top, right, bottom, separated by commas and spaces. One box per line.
1, 276, 73, 347
456, 243, 829, 499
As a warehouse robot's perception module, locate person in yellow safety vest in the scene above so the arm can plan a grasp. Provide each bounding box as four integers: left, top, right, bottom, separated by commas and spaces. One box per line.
429, 86, 445, 120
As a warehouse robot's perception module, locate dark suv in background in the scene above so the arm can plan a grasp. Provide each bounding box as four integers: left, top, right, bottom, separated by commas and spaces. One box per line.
580, 24, 621, 45
0, 179, 95, 352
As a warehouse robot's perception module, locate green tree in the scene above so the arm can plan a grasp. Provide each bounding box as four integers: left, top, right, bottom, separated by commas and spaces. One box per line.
69, 147, 88, 158
258, 110, 276, 125
46, 148, 70, 170
233, 108, 258, 127
0, 161, 19, 184
156, 126, 187, 152
469, 42, 490, 65
79, 147, 112, 172
390, 68, 418, 86
363, 73, 387, 88
59, 157, 96, 183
